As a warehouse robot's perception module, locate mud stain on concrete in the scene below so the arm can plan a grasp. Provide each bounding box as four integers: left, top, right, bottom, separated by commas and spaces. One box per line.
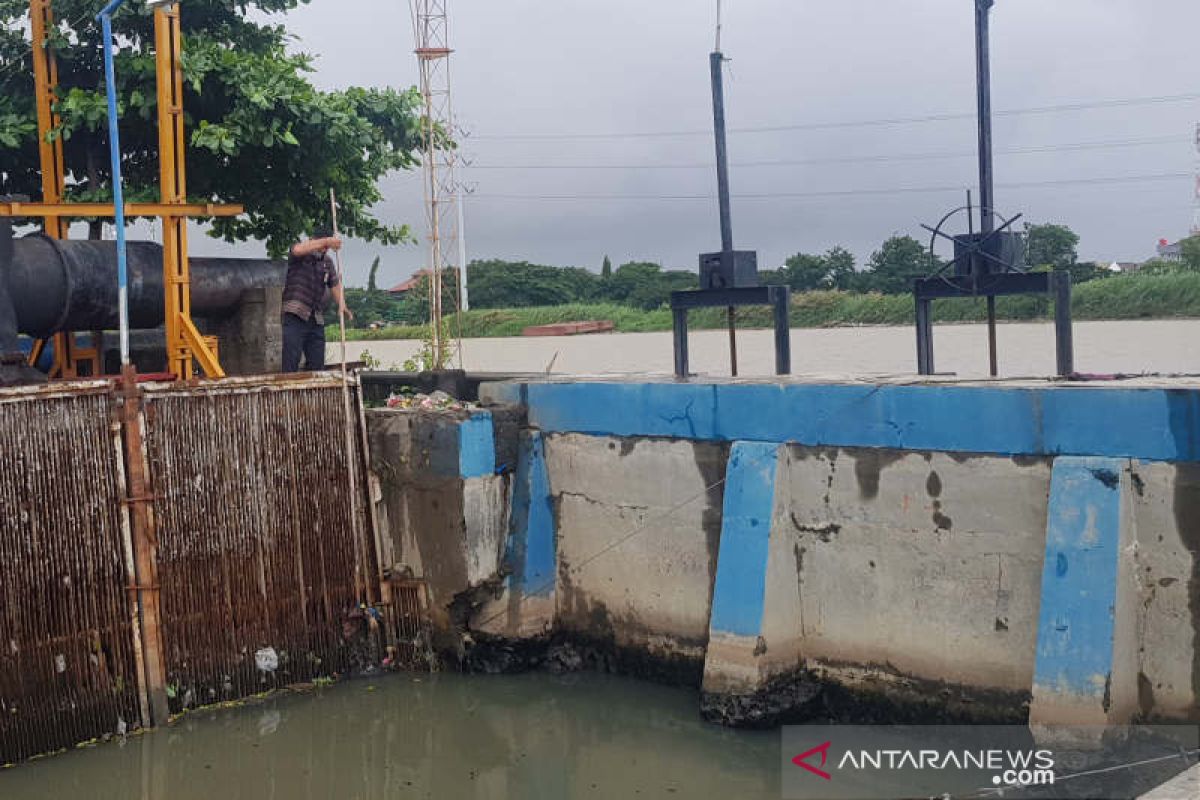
1137, 671, 1156, 719
851, 449, 903, 501
925, 470, 943, 498
789, 513, 841, 542
932, 500, 953, 532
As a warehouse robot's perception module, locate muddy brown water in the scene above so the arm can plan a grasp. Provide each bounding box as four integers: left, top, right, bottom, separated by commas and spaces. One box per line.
336, 320, 1200, 378
0, 672, 779, 799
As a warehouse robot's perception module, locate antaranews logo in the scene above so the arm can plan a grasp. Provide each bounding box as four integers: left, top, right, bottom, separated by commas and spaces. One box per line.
781, 726, 1061, 800
783, 724, 1198, 800
791, 741, 832, 781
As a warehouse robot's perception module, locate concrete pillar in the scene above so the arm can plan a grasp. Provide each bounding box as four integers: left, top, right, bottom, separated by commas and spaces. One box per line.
700, 441, 783, 721
476, 430, 556, 638
201, 286, 282, 375
1030, 456, 1139, 734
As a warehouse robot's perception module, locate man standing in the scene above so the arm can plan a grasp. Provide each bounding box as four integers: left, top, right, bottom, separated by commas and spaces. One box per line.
282, 227, 353, 372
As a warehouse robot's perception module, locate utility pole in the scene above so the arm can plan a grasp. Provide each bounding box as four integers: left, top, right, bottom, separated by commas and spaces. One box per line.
975, 0, 999, 376
1192, 122, 1200, 236
711, 0, 738, 375
410, 0, 465, 366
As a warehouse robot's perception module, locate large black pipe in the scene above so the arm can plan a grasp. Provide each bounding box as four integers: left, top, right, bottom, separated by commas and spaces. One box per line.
5, 234, 284, 338
0, 219, 41, 384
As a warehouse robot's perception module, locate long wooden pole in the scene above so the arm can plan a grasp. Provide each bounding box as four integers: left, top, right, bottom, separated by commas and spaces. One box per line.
328, 191, 374, 606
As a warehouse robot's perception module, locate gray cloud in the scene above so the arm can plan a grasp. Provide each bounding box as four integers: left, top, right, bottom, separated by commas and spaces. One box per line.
244, 0, 1198, 287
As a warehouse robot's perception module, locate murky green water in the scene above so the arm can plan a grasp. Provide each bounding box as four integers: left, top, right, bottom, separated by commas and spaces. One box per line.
0, 672, 780, 799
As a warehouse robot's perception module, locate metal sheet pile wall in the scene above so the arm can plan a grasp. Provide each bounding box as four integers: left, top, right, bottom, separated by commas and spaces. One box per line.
141, 379, 376, 712
0, 387, 143, 762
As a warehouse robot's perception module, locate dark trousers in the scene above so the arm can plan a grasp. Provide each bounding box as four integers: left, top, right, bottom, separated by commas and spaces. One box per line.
282, 313, 326, 372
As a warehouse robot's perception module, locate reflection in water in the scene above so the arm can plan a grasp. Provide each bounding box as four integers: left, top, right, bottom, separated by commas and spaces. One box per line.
0, 672, 779, 799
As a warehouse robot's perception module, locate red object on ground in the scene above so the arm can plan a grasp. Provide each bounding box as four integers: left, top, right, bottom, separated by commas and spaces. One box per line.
521, 320, 615, 337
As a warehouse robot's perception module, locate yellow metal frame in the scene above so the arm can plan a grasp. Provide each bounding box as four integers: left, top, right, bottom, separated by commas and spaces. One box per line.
5, 3, 243, 380
28, 0, 100, 377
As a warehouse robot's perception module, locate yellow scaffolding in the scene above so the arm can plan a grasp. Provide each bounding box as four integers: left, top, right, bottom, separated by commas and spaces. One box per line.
4, 2, 243, 379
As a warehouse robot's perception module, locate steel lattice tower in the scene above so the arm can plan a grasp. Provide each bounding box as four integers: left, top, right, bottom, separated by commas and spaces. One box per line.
410, 0, 463, 366
1193, 122, 1200, 236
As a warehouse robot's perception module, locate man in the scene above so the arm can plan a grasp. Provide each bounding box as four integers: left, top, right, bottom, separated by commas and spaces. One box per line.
282, 227, 353, 372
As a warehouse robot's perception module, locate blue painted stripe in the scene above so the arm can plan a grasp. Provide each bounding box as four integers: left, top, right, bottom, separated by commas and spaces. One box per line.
506, 431, 556, 597
480, 380, 1200, 461
458, 411, 496, 479
709, 442, 780, 637
1033, 456, 1124, 697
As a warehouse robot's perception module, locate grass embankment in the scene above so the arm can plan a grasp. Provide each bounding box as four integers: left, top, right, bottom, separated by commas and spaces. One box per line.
339, 272, 1200, 341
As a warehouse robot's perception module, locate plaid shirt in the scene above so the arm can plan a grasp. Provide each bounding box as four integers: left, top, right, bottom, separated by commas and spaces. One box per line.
282, 249, 339, 325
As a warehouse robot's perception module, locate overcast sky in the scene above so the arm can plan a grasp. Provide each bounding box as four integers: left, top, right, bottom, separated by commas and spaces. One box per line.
243, 0, 1199, 287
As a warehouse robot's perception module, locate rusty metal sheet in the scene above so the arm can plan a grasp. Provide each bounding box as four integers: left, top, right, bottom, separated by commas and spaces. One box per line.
140, 376, 378, 711
0, 387, 142, 763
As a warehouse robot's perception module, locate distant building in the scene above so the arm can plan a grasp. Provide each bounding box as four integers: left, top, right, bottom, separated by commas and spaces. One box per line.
1156, 239, 1183, 262
386, 269, 431, 297
1106, 261, 1143, 273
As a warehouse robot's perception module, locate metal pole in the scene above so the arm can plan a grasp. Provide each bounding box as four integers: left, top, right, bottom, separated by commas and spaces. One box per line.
726, 306, 737, 377
710, 49, 737, 374
1053, 271, 1074, 377
672, 307, 689, 378
98, 0, 131, 365
710, 51, 733, 253
975, 0, 995, 235
456, 193, 469, 311
986, 295, 998, 377
771, 286, 791, 375
915, 296, 934, 375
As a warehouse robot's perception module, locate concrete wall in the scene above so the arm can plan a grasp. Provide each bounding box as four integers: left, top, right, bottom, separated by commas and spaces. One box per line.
745, 448, 1052, 719
545, 434, 729, 678
468, 377, 1200, 727
366, 406, 515, 652
1129, 461, 1200, 721
199, 287, 282, 376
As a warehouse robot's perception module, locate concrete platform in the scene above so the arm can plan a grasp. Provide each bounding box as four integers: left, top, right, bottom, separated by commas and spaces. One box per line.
1138, 762, 1200, 800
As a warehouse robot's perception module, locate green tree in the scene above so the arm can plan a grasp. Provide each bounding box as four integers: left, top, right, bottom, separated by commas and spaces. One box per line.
1181, 236, 1200, 271
601, 261, 697, 310
1025, 223, 1079, 272
367, 256, 381, 292
466, 260, 599, 308
601, 255, 612, 279
859, 235, 928, 294
397, 271, 461, 324
781, 253, 826, 291
0, 0, 423, 256
823, 246, 856, 289
778, 246, 857, 291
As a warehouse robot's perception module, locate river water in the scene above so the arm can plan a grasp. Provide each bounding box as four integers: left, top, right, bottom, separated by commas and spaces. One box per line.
0, 672, 779, 799
337, 320, 1200, 378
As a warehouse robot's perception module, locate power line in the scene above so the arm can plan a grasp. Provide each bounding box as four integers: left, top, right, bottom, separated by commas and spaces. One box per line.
471, 171, 1190, 201
472, 92, 1200, 141
464, 135, 1185, 171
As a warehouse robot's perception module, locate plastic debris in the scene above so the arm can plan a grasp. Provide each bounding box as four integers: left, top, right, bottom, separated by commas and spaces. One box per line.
254, 646, 279, 673
385, 390, 472, 412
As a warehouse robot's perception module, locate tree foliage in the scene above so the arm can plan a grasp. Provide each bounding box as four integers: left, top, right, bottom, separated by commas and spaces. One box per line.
0, 0, 423, 256
766, 246, 857, 291
466, 260, 599, 308
1025, 223, 1079, 271
1181, 235, 1200, 271
858, 235, 928, 294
